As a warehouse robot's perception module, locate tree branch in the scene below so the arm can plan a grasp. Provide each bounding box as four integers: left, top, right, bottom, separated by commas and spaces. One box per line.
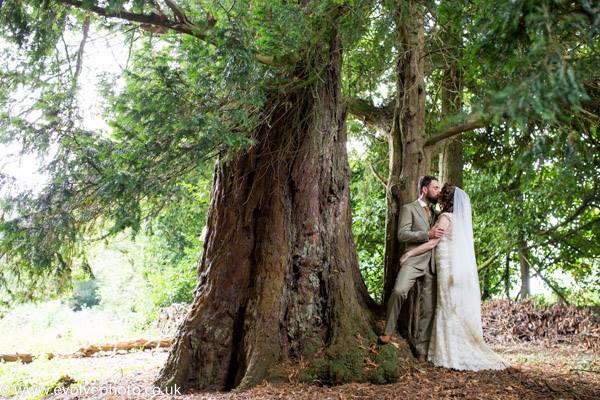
345, 97, 395, 131
424, 111, 487, 147
535, 183, 598, 236
477, 252, 501, 272
73, 14, 90, 84
368, 162, 387, 188
163, 0, 188, 24
519, 252, 570, 304
345, 96, 491, 154
57, 0, 281, 66
59, 0, 195, 34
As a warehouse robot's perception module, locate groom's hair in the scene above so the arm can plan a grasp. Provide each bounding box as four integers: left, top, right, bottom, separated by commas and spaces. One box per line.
418, 175, 438, 193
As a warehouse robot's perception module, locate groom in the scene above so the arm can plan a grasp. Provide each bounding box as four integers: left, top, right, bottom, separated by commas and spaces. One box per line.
379, 175, 443, 363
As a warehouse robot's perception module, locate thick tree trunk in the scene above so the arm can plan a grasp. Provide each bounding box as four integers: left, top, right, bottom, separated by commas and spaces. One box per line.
438, 25, 464, 187
382, 102, 403, 308
439, 139, 463, 186
383, 0, 429, 351
153, 20, 409, 394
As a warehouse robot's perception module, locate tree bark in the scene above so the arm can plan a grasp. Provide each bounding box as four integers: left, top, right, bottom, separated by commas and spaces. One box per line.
504, 251, 511, 299
439, 138, 463, 186
481, 269, 492, 301
438, 36, 464, 187
518, 235, 531, 299
383, 0, 429, 351
153, 18, 409, 394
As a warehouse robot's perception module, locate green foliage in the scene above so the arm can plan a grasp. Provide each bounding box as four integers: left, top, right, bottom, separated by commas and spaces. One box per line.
348, 119, 388, 303
464, 118, 600, 302
341, 0, 396, 98
67, 279, 100, 311
0, 1, 263, 301
419, 0, 600, 304
0, 0, 379, 303
0, 299, 149, 355
0, 0, 70, 60
132, 177, 211, 326
529, 293, 556, 308
242, 1, 311, 63
463, 0, 599, 125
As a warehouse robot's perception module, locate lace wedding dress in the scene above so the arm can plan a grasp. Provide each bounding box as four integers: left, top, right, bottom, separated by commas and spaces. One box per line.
427, 206, 510, 371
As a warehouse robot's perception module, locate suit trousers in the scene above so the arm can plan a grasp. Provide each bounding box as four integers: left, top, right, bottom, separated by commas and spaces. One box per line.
383, 260, 437, 356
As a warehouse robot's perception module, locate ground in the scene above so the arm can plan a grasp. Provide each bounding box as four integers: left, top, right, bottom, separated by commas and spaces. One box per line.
2, 339, 597, 400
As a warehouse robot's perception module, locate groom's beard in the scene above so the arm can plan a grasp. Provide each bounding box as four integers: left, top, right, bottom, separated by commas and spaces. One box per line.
427, 194, 438, 204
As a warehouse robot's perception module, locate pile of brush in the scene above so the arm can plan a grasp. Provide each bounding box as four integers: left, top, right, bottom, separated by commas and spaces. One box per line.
481, 299, 600, 350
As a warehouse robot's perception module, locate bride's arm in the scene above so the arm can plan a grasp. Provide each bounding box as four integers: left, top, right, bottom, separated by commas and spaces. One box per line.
400, 216, 450, 264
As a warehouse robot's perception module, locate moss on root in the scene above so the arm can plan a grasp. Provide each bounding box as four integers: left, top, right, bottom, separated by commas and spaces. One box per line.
298, 335, 414, 386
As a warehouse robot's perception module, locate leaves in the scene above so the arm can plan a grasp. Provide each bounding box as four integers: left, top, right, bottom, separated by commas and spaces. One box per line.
481, 299, 600, 350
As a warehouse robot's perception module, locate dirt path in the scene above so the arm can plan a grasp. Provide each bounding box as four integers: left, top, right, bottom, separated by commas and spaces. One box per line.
7, 343, 598, 400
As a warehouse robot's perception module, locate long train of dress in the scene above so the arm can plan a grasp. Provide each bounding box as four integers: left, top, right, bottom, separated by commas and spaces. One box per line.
427, 212, 509, 371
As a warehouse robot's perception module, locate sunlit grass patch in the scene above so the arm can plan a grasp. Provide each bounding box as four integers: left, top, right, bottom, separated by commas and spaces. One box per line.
0, 300, 159, 356
0, 351, 167, 399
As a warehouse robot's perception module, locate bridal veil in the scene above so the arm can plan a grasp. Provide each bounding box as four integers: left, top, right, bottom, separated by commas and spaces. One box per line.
449, 187, 484, 338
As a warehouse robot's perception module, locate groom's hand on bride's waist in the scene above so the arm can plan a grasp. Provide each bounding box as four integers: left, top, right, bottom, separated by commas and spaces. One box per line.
428, 226, 445, 239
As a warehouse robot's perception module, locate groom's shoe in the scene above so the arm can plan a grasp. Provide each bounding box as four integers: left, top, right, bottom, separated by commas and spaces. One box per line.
378, 335, 392, 344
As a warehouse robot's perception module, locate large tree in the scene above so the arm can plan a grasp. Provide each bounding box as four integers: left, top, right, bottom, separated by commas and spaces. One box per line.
0, 0, 411, 392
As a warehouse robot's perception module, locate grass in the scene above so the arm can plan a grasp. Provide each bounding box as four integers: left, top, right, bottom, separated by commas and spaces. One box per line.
0, 299, 163, 399
0, 300, 159, 355
0, 351, 167, 399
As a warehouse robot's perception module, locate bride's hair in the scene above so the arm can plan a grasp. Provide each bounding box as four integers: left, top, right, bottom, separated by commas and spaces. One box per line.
440, 183, 455, 212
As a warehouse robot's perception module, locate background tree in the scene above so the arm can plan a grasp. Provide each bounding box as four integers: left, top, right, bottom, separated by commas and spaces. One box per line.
347, 0, 598, 349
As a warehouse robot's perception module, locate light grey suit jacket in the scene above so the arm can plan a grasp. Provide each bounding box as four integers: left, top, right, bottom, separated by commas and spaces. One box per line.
397, 199, 440, 274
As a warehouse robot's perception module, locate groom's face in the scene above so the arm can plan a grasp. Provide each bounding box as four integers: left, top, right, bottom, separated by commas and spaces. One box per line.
424, 180, 441, 204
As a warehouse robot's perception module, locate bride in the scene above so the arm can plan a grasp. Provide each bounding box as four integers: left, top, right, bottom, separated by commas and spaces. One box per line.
399, 183, 510, 371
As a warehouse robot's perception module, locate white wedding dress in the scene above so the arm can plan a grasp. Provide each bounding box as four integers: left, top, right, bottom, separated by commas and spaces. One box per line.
427, 189, 509, 371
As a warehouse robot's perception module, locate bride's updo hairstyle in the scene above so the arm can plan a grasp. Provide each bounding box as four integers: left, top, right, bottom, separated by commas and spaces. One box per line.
440, 183, 455, 212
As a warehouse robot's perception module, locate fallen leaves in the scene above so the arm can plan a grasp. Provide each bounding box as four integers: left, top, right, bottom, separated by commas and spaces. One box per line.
481, 299, 600, 351
37, 347, 599, 400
